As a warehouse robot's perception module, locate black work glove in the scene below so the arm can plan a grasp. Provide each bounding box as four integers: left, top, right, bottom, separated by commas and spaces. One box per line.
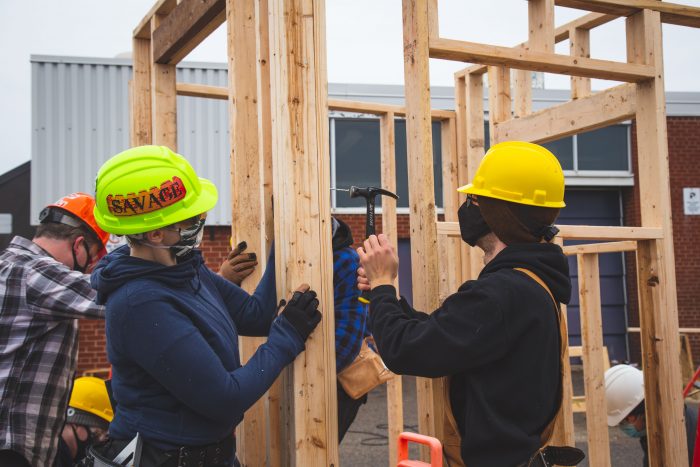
280, 289, 322, 342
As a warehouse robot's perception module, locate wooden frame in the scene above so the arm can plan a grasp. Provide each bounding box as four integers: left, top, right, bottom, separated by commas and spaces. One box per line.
130, 0, 700, 464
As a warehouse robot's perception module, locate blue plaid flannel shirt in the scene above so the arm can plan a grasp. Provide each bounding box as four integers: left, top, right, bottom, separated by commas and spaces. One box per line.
333, 246, 368, 372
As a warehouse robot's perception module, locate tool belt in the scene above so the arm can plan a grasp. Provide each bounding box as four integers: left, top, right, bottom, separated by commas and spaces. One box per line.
85, 434, 235, 467
337, 336, 394, 400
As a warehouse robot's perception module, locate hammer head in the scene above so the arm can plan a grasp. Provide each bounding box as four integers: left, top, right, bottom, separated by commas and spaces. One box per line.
349, 186, 399, 201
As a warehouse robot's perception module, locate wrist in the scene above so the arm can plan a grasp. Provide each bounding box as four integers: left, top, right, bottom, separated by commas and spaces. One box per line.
369, 277, 394, 289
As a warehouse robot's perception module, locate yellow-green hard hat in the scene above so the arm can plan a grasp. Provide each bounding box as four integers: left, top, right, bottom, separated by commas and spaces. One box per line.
458, 141, 565, 209
94, 145, 218, 235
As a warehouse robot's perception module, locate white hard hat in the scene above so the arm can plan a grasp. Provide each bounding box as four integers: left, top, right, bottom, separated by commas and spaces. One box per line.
604, 364, 645, 427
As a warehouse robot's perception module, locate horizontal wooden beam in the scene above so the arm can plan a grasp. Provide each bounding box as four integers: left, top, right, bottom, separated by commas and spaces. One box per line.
134, 0, 177, 39
152, 0, 226, 64
555, 0, 700, 28
328, 99, 455, 120
176, 82, 229, 100
437, 222, 663, 240
562, 240, 637, 256
431, 38, 655, 82
629, 327, 700, 334
455, 12, 616, 78
493, 83, 636, 143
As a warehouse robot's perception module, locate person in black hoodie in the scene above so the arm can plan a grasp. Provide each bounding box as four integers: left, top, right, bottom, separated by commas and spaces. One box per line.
357, 142, 583, 467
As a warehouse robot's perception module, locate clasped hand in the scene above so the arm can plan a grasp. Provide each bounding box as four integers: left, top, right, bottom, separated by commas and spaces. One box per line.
356, 233, 399, 291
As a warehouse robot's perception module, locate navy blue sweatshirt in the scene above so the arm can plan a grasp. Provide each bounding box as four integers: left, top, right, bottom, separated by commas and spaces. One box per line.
368, 243, 571, 467
91, 246, 304, 449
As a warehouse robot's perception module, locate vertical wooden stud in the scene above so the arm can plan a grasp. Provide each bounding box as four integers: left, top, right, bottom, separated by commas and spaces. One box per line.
151, 15, 177, 149
487, 65, 511, 143
268, 0, 339, 464
550, 237, 575, 446
577, 254, 611, 467
402, 0, 444, 455
131, 37, 152, 146
466, 72, 486, 278
227, 0, 270, 464
513, 67, 532, 118
380, 112, 404, 467
627, 10, 687, 466
440, 117, 462, 296
454, 76, 471, 282
570, 27, 591, 99
428, 0, 439, 40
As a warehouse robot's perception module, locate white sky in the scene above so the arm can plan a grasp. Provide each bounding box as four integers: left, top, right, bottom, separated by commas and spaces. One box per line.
1, 0, 700, 175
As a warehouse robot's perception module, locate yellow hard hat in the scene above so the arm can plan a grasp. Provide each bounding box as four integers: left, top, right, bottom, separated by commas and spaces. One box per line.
458, 141, 566, 208
68, 376, 114, 424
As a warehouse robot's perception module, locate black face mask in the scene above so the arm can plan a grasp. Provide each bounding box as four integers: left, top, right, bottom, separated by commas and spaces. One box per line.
71, 240, 91, 273
457, 199, 491, 247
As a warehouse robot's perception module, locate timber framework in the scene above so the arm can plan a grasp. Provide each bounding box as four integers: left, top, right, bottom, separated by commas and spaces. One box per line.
129, 0, 700, 465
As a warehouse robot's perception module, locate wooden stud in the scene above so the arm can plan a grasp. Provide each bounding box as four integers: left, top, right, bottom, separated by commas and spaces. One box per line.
428, 0, 439, 39
268, 0, 339, 464
151, 15, 177, 149
380, 112, 404, 467
227, 0, 270, 464
328, 99, 455, 120
528, 0, 555, 53
430, 38, 656, 82
436, 222, 662, 241
465, 72, 486, 277
627, 9, 687, 464
562, 240, 637, 256
152, 0, 226, 64
440, 117, 462, 296
550, 237, 575, 446
570, 27, 592, 99
487, 65, 511, 141
493, 83, 636, 144
577, 254, 611, 466
513, 68, 532, 118
134, 0, 177, 39
402, 0, 444, 455
131, 37, 153, 146
555, 0, 700, 28
176, 82, 229, 100
629, 326, 700, 334
453, 76, 471, 283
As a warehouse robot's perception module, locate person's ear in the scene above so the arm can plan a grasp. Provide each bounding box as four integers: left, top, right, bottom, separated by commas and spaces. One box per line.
145, 229, 166, 245
72, 236, 85, 252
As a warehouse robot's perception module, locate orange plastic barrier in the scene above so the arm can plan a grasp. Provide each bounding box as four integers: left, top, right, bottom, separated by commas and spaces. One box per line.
397, 432, 443, 467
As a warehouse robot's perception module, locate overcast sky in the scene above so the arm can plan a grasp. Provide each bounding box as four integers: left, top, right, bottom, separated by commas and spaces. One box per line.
1, 0, 700, 175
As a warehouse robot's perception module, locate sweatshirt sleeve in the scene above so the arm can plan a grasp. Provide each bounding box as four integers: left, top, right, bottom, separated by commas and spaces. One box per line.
115, 296, 303, 424
368, 282, 511, 378
209, 251, 278, 337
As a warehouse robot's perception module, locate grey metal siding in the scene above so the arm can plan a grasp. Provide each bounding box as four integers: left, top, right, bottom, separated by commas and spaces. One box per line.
31, 56, 234, 225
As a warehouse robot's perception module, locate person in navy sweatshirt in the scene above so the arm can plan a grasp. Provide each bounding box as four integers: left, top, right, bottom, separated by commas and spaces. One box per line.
88, 146, 321, 467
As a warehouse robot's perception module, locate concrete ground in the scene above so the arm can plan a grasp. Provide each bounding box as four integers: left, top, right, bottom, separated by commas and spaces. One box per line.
339, 370, 647, 466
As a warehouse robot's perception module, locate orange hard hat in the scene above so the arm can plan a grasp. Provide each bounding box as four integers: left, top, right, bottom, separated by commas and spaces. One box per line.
40, 193, 110, 257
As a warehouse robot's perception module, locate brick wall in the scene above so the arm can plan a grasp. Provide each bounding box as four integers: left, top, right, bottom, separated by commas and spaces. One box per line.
623, 117, 700, 364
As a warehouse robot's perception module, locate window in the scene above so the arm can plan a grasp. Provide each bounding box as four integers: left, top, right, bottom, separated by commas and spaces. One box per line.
332, 118, 443, 209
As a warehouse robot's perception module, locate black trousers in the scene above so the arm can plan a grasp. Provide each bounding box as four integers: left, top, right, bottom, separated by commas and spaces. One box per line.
337, 384, 368, 443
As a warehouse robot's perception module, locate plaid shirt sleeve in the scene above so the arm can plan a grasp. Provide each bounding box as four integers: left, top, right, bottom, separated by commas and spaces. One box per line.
25, 258, 104, 320
333, 247, 368, 372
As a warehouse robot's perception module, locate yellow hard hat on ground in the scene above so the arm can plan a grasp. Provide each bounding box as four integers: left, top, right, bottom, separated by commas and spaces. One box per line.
93, 145, 218, 235
67, 377, 113, 429
458, 141, 565, 209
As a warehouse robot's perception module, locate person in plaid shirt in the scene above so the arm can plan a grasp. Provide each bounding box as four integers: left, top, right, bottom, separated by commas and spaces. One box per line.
331, 217, 369, 442
0, 193, 110, 467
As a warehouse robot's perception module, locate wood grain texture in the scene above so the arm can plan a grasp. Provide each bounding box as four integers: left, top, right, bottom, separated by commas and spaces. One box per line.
131, 37, 153, 146
151, 14, 177, 149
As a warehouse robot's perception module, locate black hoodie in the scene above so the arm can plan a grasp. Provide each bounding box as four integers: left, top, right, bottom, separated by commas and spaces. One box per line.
368, 243, 571, 467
